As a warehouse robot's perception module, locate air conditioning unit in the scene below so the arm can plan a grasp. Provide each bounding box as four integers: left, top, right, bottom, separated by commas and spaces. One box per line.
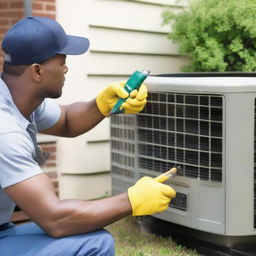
110, 73, 256, 249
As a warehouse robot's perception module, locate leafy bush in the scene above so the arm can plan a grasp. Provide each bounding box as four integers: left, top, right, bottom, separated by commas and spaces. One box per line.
162, 0, 256, 72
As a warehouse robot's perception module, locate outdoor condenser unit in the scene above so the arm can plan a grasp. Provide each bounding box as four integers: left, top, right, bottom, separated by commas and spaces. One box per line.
110, 73, 256, 247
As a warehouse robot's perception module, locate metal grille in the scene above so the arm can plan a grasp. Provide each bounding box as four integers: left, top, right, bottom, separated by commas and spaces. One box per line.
110, 115, 136, 195
137, 92, 223, 182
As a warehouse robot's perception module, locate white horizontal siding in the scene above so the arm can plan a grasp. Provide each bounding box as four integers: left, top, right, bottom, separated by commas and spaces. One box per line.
87, 52, 186, 75
126, 0, 190, 7
57, 0, 188, 175
89, 26, 180, 55
87, 0, 185, 33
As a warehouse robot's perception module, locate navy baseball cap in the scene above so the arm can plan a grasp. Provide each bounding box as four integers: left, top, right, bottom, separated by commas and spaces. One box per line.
1, 16, 90, 65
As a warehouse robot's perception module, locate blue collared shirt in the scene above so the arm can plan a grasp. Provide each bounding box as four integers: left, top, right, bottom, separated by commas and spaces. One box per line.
0, 77, 61, 225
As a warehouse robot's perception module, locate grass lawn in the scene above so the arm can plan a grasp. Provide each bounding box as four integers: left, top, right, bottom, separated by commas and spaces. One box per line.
106, 216, 201, 256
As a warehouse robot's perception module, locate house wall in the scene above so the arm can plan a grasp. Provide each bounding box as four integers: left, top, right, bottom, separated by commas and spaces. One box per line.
55, 0, 189, 200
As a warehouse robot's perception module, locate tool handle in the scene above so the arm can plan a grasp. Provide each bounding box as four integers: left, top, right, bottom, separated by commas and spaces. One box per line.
155, 167, 179, 183
110, 98, 126, 115
110, 70, 150, 114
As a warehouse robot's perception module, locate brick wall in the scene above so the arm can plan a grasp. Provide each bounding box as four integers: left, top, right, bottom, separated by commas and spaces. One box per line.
0, 0, 24, 71
0, 0, 56, 71
40, 142, 59, 196
0, 0, 24, 41
32, 0, 56, 19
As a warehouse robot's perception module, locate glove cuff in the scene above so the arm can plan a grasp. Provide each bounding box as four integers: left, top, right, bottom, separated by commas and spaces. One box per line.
127, 186, 138, 216
96, 93, 109, 116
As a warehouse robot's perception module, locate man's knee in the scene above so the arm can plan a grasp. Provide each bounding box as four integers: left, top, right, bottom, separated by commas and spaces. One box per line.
96, 229, 115, 255
79, 229, 115, 256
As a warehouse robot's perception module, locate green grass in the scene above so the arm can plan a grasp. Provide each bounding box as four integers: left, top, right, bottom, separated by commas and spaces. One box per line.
106, 216, 201, 256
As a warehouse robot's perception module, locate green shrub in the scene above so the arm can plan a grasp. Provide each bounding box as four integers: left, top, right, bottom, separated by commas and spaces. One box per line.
162, 0, 256, 72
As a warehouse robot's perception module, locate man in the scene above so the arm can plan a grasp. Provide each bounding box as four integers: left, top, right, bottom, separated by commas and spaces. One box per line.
0, 16, 176, 255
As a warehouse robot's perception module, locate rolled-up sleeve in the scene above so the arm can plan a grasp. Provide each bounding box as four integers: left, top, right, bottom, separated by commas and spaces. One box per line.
34, 99, 61, 131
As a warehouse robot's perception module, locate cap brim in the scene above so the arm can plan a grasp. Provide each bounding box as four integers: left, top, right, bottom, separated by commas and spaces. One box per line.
58, 35, 90, 55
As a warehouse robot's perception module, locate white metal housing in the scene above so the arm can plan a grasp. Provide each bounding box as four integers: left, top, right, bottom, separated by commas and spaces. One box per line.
110, 74, 256, 239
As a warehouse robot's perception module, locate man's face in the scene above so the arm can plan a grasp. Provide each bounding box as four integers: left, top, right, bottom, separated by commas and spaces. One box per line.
40, 54, 68, 98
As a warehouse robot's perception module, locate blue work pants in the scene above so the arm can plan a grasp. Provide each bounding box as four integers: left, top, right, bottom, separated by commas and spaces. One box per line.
0, 222, 115, 256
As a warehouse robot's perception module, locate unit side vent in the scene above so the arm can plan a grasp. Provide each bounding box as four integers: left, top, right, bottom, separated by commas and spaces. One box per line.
111, 115, 136, 195
254, 99, 256, 228
137, 92, 223, 182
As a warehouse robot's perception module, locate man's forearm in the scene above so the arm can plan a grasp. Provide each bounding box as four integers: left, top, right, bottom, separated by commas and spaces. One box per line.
6, 174, 132, 238
44, 193, 132, 238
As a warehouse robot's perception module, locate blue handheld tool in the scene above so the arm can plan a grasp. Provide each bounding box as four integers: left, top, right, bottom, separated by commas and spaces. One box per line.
110, 70, 150, 115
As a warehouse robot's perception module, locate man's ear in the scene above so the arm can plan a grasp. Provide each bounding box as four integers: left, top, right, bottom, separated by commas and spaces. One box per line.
31, 63, 43, 82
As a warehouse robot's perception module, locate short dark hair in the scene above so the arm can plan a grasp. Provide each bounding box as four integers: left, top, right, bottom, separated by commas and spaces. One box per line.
2, 62, 28, 76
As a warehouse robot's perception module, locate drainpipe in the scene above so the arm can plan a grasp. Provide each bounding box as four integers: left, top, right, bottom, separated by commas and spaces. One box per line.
24, 0, 32, 16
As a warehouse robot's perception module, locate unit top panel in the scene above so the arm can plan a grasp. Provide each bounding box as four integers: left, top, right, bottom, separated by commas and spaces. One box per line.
147, 73, 256, 93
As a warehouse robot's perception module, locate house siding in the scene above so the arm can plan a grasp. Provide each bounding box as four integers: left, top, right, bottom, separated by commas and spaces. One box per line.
56, 0, 189, 199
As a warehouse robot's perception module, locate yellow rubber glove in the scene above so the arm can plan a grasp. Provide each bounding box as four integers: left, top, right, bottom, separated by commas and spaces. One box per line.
127, 176, 176, 216
96, 81, 148, 116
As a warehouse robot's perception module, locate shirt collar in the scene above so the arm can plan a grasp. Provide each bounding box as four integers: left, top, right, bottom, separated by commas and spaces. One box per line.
0, 76, 31, 130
